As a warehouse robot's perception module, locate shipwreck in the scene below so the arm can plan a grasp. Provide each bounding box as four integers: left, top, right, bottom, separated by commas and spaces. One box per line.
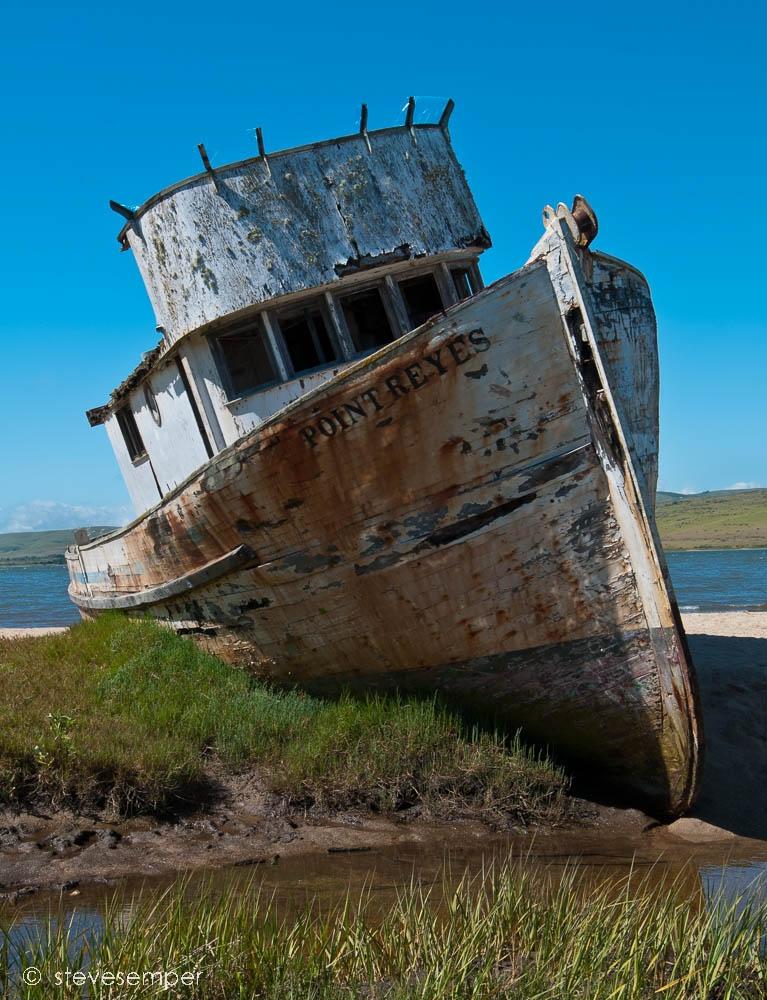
67, 99, 702, 816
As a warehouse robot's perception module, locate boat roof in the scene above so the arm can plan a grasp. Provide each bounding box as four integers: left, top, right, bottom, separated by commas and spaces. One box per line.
114, 119, 455, 248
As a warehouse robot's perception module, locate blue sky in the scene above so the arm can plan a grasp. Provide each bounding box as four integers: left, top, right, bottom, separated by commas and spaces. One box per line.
1, 0, 765, 529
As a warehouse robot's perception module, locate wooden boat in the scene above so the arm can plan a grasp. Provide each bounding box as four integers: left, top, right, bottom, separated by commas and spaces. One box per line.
67, 101, 702, 816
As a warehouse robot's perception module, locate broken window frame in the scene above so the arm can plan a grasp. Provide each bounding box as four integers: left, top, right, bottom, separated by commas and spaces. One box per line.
116, 405, 147, 463
338, 281, 399, 357
210, 316, 282, 402
450, 264, 479, 301
397, 272, 446, 329
274, 299, 341, 377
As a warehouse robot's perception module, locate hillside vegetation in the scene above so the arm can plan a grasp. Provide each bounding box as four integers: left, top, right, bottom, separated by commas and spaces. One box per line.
0, 527, 114, 566
655, 488, 767, 550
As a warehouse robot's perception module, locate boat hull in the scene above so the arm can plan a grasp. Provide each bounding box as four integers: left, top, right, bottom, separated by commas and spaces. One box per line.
69, 225, 702, 816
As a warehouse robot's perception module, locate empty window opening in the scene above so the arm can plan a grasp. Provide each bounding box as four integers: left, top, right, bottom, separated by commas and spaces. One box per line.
399, 273, 444, 329
341, 288, 395, 353
215, 321, 278, 399
116, 406, 146, 462
451, 267, 478, 301
279, 307, 338, 374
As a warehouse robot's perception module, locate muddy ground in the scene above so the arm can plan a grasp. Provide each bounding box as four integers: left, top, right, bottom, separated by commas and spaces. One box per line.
0, 771, 659, 902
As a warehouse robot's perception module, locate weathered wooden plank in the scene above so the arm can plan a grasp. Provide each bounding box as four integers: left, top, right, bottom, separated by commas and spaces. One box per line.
70, 544, 256, 610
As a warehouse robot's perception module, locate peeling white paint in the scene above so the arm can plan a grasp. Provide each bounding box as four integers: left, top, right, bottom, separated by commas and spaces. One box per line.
124, 127, 488, 345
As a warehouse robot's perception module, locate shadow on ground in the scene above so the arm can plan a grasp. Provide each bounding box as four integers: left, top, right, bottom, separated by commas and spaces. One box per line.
686, 632, 767, 840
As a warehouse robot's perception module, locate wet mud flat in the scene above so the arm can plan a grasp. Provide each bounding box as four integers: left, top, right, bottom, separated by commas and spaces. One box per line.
0, 768, 638, 904
2, 801, 766, 929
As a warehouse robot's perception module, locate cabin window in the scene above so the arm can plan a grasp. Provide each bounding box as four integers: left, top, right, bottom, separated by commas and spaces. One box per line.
399, 274, 444, 329
340, 288, 395, 353
215, 320, 279, 399
116, 406, 146, 462
451, 266, 478, 301
278, 306, 338, 375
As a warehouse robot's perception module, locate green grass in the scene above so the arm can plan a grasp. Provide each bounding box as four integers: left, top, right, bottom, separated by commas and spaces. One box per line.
0, 615, 567, 823
3, 862, 765, 998
0, 528, 115, 566
655, 489, 767, 550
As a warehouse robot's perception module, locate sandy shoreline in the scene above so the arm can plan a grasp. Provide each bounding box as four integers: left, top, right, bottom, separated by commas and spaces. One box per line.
679, 612, 767, 839
0, 626, 69, 639
681, 610, 767, 638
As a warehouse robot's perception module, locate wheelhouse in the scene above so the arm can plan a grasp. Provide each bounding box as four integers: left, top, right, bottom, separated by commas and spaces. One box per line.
87, 105, 490, 515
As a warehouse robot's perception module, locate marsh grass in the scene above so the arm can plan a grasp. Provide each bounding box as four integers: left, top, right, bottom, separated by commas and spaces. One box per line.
0, 615, 567, 822
3, 862, 765, 998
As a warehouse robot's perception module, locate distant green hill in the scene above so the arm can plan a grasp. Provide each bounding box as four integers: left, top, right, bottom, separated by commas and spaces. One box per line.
655, 489, 767, 550
656, 490, 688, 506
0, 527, 116, 566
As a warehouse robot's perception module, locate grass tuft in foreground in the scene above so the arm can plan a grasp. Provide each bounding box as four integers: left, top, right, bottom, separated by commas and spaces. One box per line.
3, 862, 765, 998
0, 615, 567, 822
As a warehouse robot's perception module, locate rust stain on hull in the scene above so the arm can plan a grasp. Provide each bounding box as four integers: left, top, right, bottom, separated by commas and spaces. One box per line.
68, 228, 702, 818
